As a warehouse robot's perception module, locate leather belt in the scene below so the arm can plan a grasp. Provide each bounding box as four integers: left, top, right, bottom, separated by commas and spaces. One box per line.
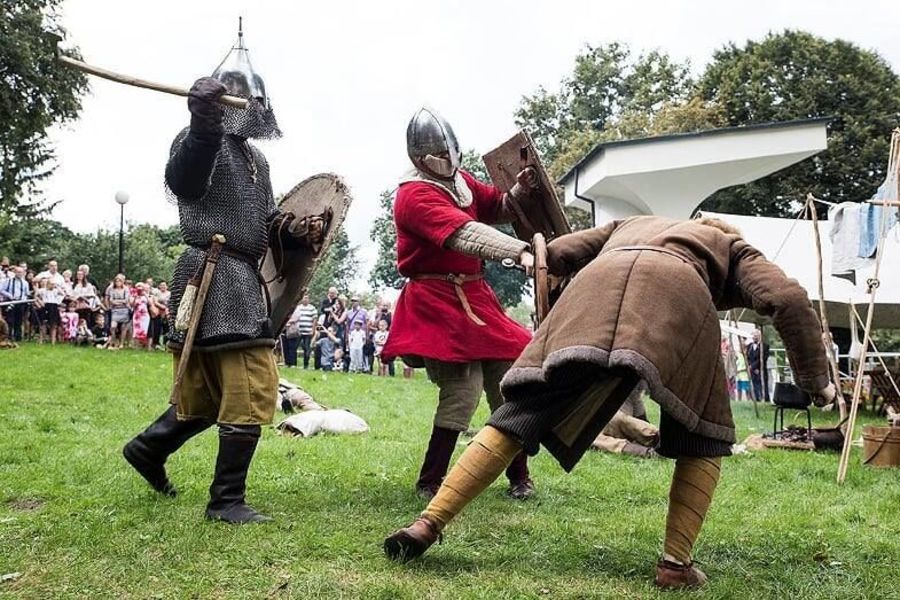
605, 245, 690, 264
191, 244, 260, 268
190, 243, 271, 316
412, 273, 486, 326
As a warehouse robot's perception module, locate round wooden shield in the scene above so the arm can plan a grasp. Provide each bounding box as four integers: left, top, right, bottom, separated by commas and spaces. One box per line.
533, 233, 550, 326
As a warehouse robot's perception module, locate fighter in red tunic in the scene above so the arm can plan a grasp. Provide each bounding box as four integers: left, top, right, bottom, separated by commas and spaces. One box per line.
382, 107, 538, 499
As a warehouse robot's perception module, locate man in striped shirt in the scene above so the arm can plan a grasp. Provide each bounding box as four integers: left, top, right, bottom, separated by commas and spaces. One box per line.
286, 294, 318, 369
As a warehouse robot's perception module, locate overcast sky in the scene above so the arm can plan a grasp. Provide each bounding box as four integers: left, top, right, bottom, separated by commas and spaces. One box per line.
44, 0, 900, 284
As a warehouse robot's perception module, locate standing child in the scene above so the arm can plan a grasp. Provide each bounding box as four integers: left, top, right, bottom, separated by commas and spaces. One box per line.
61, 301, 79, 342
132, 283, 150, 349
373, 319, 390, 376
348, 321, 367, 373
735, 348, 750, 401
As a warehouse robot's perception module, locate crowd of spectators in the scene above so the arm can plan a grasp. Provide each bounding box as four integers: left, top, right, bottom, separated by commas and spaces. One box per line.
281, 287, 409, 377
0, 256, 170, 350
2, 256, 406, 376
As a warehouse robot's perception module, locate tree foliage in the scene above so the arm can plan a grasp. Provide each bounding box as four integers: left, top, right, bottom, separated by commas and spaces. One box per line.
306, 226, 360, 302
0, 213, 182, 285
0, 0, 88, 212
515, 43, 696, 175
698, 30, 900, 217
368, 190, 403, 291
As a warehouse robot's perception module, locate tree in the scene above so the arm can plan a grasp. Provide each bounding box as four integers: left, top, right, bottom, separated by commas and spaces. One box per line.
515, 44, 694, 170
1, 0, 88, 212
698, 30, 900, 216
515, 43, 716, 230
368, 190, 403, 292
306, 226, 359, 302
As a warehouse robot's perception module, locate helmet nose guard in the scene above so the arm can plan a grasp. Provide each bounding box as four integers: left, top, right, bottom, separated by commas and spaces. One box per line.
406, 107, 462, 174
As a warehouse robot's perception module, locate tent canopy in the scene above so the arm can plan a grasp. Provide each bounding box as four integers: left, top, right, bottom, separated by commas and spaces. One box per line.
701, 211, 900, 329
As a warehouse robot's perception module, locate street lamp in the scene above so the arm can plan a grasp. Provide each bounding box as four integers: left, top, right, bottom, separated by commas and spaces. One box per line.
115, 191, 130, 275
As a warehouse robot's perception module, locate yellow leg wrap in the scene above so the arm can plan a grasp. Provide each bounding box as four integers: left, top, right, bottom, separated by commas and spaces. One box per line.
421, 426, 522, 529
663, 456, 722, 564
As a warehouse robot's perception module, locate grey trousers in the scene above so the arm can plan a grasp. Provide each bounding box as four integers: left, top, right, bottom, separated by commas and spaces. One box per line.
423, 359, 513, 431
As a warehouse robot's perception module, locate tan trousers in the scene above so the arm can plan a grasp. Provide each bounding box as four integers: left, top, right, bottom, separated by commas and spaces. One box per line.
172, 345, 278, 425
423, 359, 512, 431
592, 411, 658, 453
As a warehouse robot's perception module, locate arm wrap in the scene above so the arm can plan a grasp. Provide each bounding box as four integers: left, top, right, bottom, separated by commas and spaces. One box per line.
445, 221, 528, 262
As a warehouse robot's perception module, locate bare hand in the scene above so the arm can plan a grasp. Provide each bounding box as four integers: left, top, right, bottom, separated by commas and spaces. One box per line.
516, 167, 539, 190
813, 382, 837, 407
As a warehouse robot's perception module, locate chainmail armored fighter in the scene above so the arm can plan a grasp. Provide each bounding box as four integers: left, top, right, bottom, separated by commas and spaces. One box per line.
123, 23, 321, 524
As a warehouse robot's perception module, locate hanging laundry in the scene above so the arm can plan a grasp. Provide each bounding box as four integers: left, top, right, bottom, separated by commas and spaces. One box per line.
858, 181, 898, 258
829, 202, 869, 284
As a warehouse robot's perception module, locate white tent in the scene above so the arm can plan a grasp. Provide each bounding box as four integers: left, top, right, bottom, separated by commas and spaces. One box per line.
700, 211, 900, 328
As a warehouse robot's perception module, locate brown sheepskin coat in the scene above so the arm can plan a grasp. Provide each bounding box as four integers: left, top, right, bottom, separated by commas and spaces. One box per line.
500, 216, 830, 453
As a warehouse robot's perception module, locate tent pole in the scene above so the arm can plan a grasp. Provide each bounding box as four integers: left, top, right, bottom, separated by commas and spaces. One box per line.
806, 194, 847, 423
837, 129, 900, 484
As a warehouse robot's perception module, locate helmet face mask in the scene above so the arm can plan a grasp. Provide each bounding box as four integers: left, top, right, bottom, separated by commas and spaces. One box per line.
407, 107, 462, 180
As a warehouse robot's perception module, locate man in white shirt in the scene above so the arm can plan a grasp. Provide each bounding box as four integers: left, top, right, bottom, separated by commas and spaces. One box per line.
35, 260, 65, 287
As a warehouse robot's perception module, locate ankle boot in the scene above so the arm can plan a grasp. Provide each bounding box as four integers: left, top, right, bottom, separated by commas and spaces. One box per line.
123, 405, 212, 496
415, 427, 460, 498
505, 452, 535, 500
384, 516, 442, 562
205, 426, 270, 524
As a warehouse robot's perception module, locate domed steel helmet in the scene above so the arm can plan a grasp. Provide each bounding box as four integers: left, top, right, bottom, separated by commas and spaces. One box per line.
406, 107, 462, 178
211, 18, 268, 108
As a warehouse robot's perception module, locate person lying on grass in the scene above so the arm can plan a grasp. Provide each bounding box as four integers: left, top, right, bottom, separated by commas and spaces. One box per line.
384, 215, 836, 590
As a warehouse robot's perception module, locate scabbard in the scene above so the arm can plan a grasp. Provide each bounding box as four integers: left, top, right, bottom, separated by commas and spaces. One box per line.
169, 235, 226, 406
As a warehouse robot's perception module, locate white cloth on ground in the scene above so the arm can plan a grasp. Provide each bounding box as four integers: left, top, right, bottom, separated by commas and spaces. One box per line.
277, 409, 369, 438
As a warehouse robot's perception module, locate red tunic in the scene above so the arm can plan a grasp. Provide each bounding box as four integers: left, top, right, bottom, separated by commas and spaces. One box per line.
382, 171, 532, 363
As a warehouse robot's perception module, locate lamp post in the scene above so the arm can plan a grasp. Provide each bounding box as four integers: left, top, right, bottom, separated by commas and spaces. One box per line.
115, 191, 130, 275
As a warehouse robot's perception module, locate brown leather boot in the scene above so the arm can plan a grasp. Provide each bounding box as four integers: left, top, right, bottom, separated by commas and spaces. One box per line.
383, 517, 442, 562
654, 559, 707, 589
415, 427, 460, 498
505, 452, 535, 499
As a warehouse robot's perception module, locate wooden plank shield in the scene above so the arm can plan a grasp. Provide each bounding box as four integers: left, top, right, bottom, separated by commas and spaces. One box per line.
482, 130, 571, 242
262, 173, 352, 336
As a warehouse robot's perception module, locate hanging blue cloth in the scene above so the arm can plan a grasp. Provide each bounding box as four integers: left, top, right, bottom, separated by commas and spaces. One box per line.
858, 182, 897, 258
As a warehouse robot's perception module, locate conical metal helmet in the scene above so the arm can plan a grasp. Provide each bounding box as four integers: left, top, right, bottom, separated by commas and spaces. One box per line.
406, 107, 462, 172
211, 17, 268, 108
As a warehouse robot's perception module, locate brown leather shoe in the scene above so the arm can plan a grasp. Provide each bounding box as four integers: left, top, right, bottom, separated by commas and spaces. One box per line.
654, 559, 708, 589
507, 478, 536, 500
384, 517, 442, 562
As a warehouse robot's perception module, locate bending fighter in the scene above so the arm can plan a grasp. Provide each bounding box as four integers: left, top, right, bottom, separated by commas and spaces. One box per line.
385, 216, 835, 589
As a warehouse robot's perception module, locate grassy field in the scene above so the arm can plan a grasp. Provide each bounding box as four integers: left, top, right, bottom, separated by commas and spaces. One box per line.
1, 344, 898, 599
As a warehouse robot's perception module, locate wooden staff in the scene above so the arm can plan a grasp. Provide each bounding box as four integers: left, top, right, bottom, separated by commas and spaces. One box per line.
57, 54, 248, 109
806, 194, 848, 423
169, 235, 226, 405
837, 129, 900, 484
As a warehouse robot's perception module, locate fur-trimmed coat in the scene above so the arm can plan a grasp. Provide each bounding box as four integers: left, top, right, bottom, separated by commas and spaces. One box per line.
500, 216, 830, 446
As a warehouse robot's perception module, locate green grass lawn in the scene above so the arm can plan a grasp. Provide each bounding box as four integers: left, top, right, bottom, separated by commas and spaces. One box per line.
1, 344, 898, 599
